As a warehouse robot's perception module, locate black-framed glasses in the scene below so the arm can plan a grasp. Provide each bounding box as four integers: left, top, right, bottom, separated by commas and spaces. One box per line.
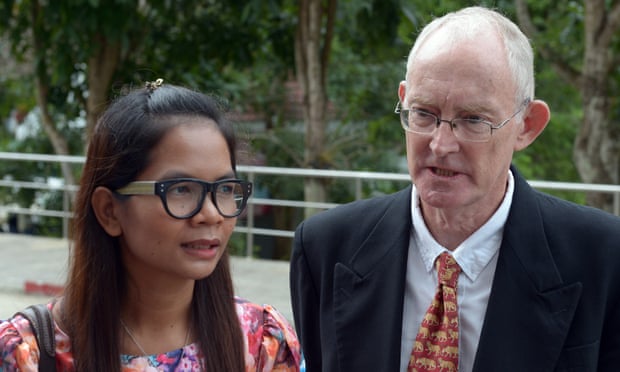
394, 99, 530, 142
115, 178, 253, 219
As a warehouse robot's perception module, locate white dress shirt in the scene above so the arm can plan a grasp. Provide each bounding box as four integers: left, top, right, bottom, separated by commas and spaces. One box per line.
400, 171, 515, 372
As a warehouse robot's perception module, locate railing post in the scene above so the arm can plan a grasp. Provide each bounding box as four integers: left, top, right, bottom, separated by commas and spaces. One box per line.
245, 171, 255, 258
615, 191, 619, 216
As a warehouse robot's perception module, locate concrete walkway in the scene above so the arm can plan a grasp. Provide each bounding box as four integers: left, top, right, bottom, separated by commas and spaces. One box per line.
0, 233, 293, 323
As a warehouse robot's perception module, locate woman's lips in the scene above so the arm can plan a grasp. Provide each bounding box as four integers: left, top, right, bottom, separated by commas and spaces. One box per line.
181, 239, 220, 259
182, 239, 218, 250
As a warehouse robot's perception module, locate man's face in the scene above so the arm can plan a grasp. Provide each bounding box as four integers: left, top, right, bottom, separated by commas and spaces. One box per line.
399, 27, 525, 218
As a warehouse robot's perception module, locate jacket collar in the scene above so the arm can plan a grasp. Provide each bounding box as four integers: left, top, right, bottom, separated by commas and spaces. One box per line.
333, 187, 412, 371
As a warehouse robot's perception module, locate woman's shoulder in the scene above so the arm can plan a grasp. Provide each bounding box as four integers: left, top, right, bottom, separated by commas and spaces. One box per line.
234, 296, 301, 371
0, 310, 40, 369
234, 296, 293, 335
1, 302, 73, 370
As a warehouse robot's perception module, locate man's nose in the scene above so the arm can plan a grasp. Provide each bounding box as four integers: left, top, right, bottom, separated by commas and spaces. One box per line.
429, 121, 460, 154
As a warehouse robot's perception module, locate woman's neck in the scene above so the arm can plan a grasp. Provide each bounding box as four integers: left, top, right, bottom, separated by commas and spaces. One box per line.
119, 278, 195, 355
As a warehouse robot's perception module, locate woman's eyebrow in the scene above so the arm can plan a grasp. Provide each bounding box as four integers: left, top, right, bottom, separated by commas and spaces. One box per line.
156, 170, 237, 181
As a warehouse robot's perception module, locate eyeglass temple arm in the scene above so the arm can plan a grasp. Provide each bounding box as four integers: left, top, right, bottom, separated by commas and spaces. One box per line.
115, 181, 156, 195
394, 101, 402, 114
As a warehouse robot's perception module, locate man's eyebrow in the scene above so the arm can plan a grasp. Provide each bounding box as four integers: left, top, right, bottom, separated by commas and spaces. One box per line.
404, 95, 432, 107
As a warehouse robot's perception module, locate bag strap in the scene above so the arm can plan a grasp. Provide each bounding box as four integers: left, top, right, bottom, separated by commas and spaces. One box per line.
16, 303, 56, 372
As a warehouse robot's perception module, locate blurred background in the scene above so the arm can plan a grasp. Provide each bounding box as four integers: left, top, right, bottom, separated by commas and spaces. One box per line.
1, 0, 619, 261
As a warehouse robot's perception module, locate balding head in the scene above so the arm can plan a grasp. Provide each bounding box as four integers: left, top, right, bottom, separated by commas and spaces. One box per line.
405, 6, 534, 105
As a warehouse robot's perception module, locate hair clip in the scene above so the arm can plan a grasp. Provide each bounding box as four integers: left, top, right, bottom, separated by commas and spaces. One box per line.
145, 78, 164, 92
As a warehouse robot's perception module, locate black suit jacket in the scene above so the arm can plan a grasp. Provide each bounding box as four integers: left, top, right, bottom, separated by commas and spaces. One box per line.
290, 168, 620, 371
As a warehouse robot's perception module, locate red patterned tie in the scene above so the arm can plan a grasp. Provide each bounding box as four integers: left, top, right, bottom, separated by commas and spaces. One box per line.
408, 252, 461, 372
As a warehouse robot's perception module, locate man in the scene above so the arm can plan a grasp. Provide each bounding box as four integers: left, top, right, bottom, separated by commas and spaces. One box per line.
290, 6, 620, 372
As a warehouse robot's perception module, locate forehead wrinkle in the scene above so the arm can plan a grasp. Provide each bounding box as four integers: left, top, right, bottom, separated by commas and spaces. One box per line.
458, 101, 496, 116
406, 68, 507, 117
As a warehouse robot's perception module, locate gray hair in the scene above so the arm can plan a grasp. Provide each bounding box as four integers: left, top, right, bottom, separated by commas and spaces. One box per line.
406, 6, 534, 105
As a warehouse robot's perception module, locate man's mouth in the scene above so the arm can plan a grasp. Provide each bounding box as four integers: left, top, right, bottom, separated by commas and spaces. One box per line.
432, 167, 456, 177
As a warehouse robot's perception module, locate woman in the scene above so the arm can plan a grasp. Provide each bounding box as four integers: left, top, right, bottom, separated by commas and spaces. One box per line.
0, 80, 301, 371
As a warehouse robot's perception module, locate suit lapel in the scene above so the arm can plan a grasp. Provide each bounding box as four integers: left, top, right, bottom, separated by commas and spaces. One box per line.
333, 188, 411, 371
473, 171, 583, 371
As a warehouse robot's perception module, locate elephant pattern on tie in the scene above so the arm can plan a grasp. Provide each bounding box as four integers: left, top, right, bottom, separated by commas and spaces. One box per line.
408, 252, 461, 372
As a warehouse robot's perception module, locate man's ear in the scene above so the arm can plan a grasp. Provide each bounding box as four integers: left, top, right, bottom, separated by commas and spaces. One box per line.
398, 81, 406, 103
91, 186, 123, 237
514, 99, 550, 151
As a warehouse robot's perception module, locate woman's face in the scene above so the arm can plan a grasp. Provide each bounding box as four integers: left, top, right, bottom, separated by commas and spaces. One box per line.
113, 118, 237, 285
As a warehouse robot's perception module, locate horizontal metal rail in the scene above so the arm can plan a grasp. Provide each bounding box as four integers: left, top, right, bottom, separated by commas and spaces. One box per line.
1, 152, 619, 257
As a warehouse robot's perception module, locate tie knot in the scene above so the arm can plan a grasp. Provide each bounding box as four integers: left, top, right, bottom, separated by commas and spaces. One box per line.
436, 252, 461, 288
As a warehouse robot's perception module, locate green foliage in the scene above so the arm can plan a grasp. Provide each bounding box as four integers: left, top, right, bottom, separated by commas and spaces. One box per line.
0, 0, 597, 239
338, 0, 402, 60
0, 79, 36, 124
0, 0, 300, 233
512, 46, 583, 203
114, 0, 297, 102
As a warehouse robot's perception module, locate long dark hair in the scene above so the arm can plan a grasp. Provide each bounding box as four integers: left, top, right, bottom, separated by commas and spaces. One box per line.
62, 83, 245, 371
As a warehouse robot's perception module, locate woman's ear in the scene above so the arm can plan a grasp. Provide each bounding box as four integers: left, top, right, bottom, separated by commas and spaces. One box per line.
91, 186, 123, 237
514, 99, 550, 151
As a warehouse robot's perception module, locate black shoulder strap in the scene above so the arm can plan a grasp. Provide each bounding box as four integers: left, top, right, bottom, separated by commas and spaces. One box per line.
16, 304, 56, 372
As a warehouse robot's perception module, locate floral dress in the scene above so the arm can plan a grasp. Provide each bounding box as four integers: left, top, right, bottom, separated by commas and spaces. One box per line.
0, 297, 301, 371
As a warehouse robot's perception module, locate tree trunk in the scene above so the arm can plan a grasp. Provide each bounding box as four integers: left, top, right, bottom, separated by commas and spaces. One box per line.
295, 0, 336, 218
30, 0, 76, 189
86, 34, 121, 143
573, 0, 619, 211
33, 76, 76, 188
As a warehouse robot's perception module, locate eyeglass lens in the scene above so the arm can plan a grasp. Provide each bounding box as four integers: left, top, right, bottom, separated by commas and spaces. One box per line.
400, 109, 490, 141
165, 180, 245, 218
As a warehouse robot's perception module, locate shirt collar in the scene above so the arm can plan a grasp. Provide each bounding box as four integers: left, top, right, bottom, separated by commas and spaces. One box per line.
411, 170, 514, 282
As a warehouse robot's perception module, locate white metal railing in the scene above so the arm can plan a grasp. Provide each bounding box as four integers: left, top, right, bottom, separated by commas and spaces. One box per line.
1, 152, 620, 257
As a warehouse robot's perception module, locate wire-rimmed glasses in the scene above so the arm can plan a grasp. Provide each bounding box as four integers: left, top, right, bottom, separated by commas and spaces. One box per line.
394, 99, 531, 142
115, 178, 253, 219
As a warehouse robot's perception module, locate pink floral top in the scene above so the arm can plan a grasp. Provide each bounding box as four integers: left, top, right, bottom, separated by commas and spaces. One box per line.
0, 297, 301, 371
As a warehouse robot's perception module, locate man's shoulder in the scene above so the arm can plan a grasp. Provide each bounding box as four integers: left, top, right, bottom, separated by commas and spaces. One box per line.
523, 190, 620, 263
512, 169, 620, 231
534, 190, 620, 230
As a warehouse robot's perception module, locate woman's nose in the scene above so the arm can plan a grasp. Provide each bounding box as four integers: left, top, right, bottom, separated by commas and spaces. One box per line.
191, 194, 224, 224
